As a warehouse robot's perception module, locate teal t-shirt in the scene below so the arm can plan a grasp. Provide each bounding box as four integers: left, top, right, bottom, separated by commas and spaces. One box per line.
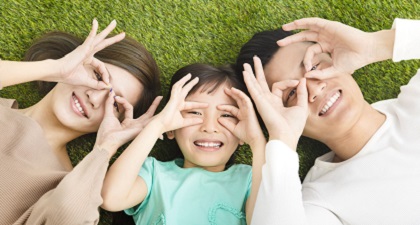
125, 157, 252, 225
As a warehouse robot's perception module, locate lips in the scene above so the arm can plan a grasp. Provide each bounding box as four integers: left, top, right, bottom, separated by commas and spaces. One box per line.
194, 140, 223, 152
319, 90, 341, 116
72, 92, 88, 118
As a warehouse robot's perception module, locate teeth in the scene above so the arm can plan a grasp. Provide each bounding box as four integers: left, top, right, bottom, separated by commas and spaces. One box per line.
320, 91, 340, 115
72, 95, 86, 116
195, 142, 222, 148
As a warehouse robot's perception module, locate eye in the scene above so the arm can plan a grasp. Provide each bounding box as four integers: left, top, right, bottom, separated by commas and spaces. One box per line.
188, 111, 202, 116
221, 113, 235, 118
310, 64, 319, 71
94, 71, 103, 81
113, 101, 120, 113
286, 88, 297, 103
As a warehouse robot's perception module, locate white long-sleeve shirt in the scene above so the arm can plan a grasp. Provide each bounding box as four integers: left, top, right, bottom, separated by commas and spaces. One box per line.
251, 18, 420, 225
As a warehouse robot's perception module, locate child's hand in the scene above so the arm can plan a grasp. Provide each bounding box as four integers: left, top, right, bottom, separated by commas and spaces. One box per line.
95, 92, 162, 158
243, 56, 308, 150
155, 74, 208, 133
217, 88, 265, 149
51, 19, 125, 89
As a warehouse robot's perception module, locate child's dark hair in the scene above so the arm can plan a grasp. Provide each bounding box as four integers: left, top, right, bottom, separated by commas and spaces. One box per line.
167, 63, 247, 101
165, 63, 247, 168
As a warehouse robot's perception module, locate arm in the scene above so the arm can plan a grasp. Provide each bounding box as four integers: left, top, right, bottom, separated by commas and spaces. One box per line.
241, 57, 342, 224
22, 91, 162, 224
101, 74, 207, 211
22, 146, 110, 225
0, 19, 124, 90
392, 18, 420, 61
217, 87, 266, 224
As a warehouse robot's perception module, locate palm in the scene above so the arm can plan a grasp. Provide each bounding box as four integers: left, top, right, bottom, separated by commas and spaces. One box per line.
242, 56, 308, 150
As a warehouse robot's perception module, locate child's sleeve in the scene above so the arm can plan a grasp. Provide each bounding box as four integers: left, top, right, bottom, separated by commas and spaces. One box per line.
124, 157, 156, 216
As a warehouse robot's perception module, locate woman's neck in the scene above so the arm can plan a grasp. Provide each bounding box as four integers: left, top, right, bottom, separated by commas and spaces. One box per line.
323, 103, 386, 162
19, 94, 83, 169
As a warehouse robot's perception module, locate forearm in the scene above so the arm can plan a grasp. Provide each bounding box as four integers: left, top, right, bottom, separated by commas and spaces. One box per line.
251, 140, 306, 225
25, 147, 109, 225
101, 119, 164, 206
369, 29, 395, 64
246, 139, 267, 224
0, 59, 58, 88
392, 18, 420, 62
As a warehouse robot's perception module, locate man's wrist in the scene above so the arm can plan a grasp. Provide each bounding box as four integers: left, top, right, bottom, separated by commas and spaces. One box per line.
370, 29, 395, 64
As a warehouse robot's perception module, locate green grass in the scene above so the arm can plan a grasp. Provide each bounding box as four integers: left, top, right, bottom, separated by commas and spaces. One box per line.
1, 0, 420, 224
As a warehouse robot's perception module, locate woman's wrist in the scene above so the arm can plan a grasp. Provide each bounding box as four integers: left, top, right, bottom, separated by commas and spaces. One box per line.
41, 59, 65, 82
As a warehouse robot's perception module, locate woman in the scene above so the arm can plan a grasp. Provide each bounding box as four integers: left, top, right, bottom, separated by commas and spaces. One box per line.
236, 18, 420, 224
0, 19, 161, 224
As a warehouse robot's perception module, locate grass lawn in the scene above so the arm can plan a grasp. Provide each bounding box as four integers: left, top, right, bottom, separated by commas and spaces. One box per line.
1, 0, 420, 224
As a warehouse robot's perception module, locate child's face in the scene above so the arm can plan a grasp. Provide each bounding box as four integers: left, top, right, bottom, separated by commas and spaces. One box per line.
167, 82, 240, 172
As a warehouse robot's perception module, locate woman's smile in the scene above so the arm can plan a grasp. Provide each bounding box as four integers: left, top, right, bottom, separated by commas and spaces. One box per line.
71, 92, 88, 118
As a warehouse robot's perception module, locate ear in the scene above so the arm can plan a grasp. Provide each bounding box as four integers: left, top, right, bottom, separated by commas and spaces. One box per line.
166, 131, 175, 140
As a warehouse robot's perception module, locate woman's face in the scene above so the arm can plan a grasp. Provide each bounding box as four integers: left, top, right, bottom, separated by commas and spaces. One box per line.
51, 63, 143, 134
264, 42, 366, 141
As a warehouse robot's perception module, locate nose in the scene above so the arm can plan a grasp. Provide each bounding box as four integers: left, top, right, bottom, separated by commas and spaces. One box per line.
86, 89, 109, 109
200, 116, 219, 133
306, 79, 326, 103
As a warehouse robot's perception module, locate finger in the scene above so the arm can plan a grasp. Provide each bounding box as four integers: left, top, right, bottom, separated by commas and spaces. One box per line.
303, 43, 324, 72
296, 78, 308, 109
171, 73, 192, 96
253, 56, 270, 93
93, 32, 126, 53
93, 20, 117, 46
114, 96, 133, 119
104, 90, 117, 117
277, 30, 320, 47
217, 117, 237, 134
183, 101, 208, 111
243, 62, 255, 76
282, 17, 325, 32
304, 66, 337, 79
243, 70, 263, 102
182, 118, 204, 128
90, 57, 110, 85
217, 104, 240, 120
143, 96, 163, 117
181, 77, 199, 98
81, 19, 99, 50
227, 87, 253, 110
271, 80, 299, 100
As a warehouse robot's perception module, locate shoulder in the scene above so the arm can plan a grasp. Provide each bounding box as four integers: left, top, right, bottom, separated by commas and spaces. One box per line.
0, 97, 18, 109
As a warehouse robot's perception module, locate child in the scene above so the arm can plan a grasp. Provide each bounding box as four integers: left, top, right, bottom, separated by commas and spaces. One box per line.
101, 63, 266, 225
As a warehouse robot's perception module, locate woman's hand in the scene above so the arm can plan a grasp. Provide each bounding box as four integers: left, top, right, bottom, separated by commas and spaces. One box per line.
95, 91, 163, 158
154, 73, 208, 134
277, 17, 394, 79
243, 56, 308, 150
217, 87, 265, 150
51, 19, 126, 89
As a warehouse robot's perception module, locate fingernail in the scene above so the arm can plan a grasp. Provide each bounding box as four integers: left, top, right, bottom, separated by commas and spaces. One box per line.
112, 19, 116, 24
109, 88, 113, 93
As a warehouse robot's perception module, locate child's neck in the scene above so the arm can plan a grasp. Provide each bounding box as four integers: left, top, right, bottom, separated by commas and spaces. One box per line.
182, 159, 226, 172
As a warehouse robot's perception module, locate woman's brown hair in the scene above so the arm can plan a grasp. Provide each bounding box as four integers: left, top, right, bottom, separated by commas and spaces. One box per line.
24, 31, 161, 118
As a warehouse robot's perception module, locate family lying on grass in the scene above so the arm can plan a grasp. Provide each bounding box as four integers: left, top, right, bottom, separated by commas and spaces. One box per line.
1, 17, 420, 225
